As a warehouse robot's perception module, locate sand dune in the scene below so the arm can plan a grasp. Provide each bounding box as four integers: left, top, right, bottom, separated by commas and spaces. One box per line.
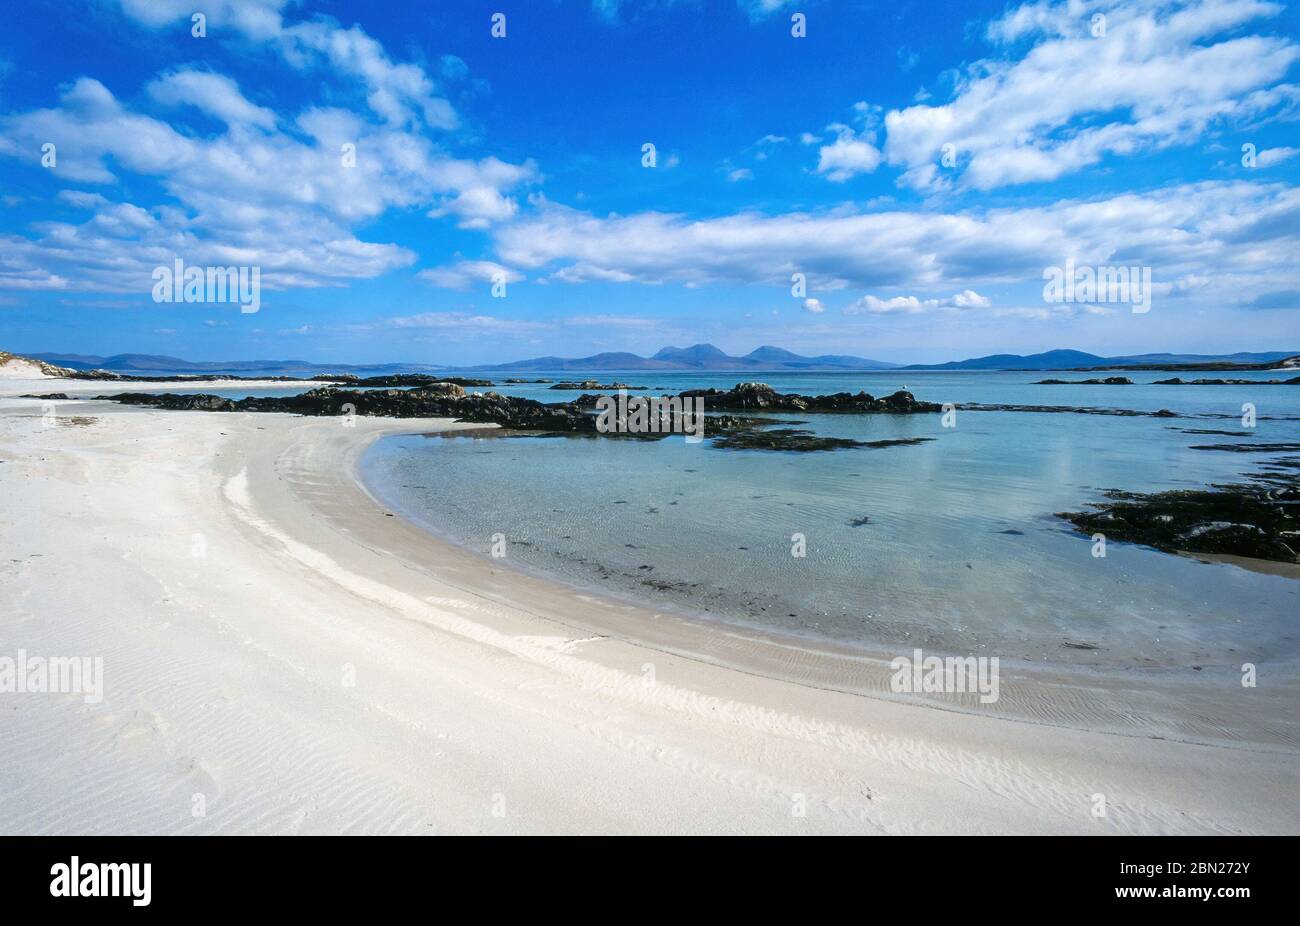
1, 377, 1296, 834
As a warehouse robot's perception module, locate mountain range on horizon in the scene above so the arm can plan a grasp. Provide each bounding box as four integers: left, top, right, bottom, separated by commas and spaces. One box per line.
24, 345, 1300, 375
471, 343, 900, 372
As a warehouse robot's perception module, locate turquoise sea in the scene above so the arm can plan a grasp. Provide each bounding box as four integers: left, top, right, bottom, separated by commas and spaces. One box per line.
344, 370, 1300, 667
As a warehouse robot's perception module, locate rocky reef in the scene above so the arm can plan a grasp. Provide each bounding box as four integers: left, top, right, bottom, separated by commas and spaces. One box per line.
1034, 377, 1133, 385
94, 380, 943, 452
548, 381, 646, 390
711, 430, 934, 452
961, 403, 1178, 417
1058, 478, 1300, 564
100, 383, 598, 431
679, 382, 942, 413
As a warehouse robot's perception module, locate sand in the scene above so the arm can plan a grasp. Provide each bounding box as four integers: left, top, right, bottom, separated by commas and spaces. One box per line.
1, 376, 1296, 835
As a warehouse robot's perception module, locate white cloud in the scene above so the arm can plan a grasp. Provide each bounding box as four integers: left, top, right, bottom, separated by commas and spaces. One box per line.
1257, 146, 1299, 167
147, 69, 277, 129
489, 181, 1300, 311
727, 168, 754, 182
815, 123, 882, 182
562, 314, 657, 327
803, 298, 825, 313
737, 0, 800, 20
843, 289, 992, 315
377, 312, 546, 334
416, 260, 523, 290
883, 0, 1300, 191
116, 1, 457, 130
0, 49, 534, 292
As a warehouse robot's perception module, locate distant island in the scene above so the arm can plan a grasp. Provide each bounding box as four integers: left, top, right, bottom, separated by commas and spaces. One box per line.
469, 344, 898, 371
901, 349, 1300, 372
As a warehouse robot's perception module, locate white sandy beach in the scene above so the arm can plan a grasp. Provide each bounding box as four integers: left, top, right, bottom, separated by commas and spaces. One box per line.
1, 376, 1296, 835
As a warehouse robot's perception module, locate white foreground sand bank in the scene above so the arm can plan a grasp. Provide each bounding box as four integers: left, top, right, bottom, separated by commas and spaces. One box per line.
1, 378, 1296, 834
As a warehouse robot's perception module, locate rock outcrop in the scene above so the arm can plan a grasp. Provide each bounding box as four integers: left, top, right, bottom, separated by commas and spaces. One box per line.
1058, 483, 1299, 564
549, 381, 646, 390
679, 382, 942, 413
96, 380, 945, 451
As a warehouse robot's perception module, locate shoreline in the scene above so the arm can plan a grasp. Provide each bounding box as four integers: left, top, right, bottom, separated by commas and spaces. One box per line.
2, 378, 1297, 834
345, 423, 1299, 750
360, 430, 1300, 658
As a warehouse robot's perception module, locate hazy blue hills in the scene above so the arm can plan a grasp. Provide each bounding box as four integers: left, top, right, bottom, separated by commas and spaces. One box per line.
473, 344, 898, 371
26, 346, 1300, 376
900, 349, 1105, 371
900, 349, 1300, 370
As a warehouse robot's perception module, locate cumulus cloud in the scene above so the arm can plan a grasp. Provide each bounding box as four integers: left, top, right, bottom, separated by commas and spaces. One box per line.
117, 0, 456, 130
843, 289, 992, 315
147, 69, 277, 129
815, 124, 883, 182
0, 35, 534, 293
489, 181, 1300, 310
881, 0, 1300, 191
803, 298, 825, 313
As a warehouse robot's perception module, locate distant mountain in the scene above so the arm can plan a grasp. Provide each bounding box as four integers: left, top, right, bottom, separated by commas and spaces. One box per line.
901, 349, 1106, 371
901, 349, 1300, 371
30, 353, 434, 376
1084, 351, 1300, 370
473, 343, 898, 371
26, 346, 1300, 377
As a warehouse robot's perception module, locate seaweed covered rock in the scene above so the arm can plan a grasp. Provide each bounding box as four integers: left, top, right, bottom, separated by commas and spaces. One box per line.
1057, 483, 1299, 564
679, 383, 941, 414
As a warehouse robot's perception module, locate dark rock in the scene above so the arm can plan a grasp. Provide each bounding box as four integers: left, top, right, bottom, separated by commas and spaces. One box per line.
345, 374, 494, 388
1057, 482, 1299, 564
101, 392, 238, 411
711, 429, 933, 452
1189, 442, 1300, 453
549, 380, 646, 390
681, 382, 942, 414
961, 403, 1179, 418
93, 381, 942, 451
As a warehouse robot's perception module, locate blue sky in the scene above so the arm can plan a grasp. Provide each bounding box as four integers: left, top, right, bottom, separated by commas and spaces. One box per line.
1, 0, 1298, 364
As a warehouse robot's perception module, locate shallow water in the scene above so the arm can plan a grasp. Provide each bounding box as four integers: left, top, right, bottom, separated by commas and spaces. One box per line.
360, 370, 1299, 667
